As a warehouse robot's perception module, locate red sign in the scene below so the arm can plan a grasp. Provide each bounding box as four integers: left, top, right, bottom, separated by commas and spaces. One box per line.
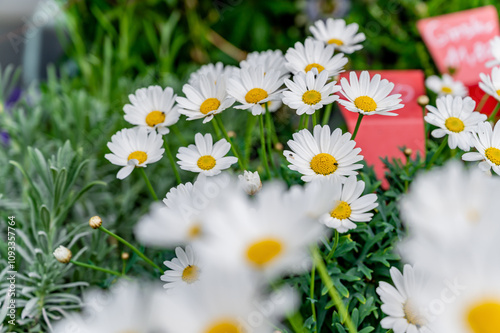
338, 70, 426, 187
417, 6, 499, 86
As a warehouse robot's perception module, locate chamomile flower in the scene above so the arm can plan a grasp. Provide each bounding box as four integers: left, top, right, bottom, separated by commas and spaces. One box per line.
177, 133, 238, 176
463, 120, 500, 175
188, 61, 237, 85
161, 246, 200, 291
425, 74, 467, 97
105, 127, 164, 180
486, 36, 500, 67
176, 73, 235, 123
424, 95, 486, 151
338, 71, 404, 116
479, 66, 500, 101
282, 69, 340, 115
238, 170, 262, 195
309, 18, 366, 54
285, 38, 348, 77
283, 124, 363, 182
376, 265, 431, 333
123, 86, 180, 135
239, 49, 289, 77
227, 66, 285, 115
319, 175, 378, 233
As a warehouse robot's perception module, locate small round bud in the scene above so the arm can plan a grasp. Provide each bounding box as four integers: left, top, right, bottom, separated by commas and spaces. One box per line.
404, 148, 413, 157
121, 252, 130, 260
89, 216, 102, 229
274, 142, 284, 151
53, 245, 72, 264
417, 95, 429, 107
227, 130, 236, 138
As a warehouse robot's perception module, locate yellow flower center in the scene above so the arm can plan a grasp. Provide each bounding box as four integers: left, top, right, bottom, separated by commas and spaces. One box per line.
485, 147, 500, 166
441, 86, 453, 94
200, 98, 221, 115
354, 96, 378, 112
181, 265, 199, 284
197, 155, 216, 170
206, 320, 242, 333
330, 201, 352, 220
145, 111, 166, 127
310, 153, 338, 175
302, 90, 322, 105
246, 238, 283, 267
403, 301, 426, 328
327, 38, 344, 46
245, 88, 268, 104
305, 63, 325, 73
127, 151, 148, 164
188, 224, 202, 239
496, 89, 500, 96
467, 300, 500, 333
445, 117, 465, 133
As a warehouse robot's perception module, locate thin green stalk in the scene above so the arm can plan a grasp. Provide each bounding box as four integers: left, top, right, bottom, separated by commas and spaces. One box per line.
426, 137, 448, 170
259, 114, 272, 179
326, 231, 340, 261
310, 262, 318, 333
488, 102, 500, 122
99, 226, 164, 274
265, 105, 277, 172
215, 116, 245, 170
312, 112, 318, 127
312, 247, 358, 333
211, 117, 223, 139
304, 115, 310, 130
351, 114, 364, 141
477, 93, 489, 113
70, 260, 122, 276
422, 105, 428, 155
322, 103, 333, 125
244, 112, 258, 166
163, 140, 182, 185
121, 258, 127, 276
299, 114, 305, 129
139, 168, 159, 201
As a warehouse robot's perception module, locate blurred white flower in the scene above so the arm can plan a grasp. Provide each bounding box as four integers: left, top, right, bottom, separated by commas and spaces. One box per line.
283, 124, 363, 182
105, 127, 164, 179
425, 74, 467, 97
123, 85, 180, 135
486, 36, 500, 68
238, 170, 262, 195
338, 71, 404, 116
239, 49, 289, 78
424, 95, 486, 151
188, 61, 238, 85
309, 18, 365, 54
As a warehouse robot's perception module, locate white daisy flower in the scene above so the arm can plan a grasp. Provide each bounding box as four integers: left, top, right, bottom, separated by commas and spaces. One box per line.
161, 246, 200, 291
283, 124, 364, 182
486, 36, 500, 67
463, 120, 500, 175
282, 69, 341, 115
285, 38, 348, 77
238, 170, 262, 195
376, 265, 431, 333
239, 49, 289, 77
425, 74, 467, 97
424, 95, 486, 151
309, 18, 366, 54
479, 66, 500, 101
162, 269, 297, 333
177, 133, 238, 176
105, 127, 164, 180
123, 85, 180, 135
319, 175, 378, 233
176, 73, 235, 123
188, 61, 237, 85
53, 280, 170, 333
227, 66, 285, 115
338, 71, 404, 116
134, 175, 231, 247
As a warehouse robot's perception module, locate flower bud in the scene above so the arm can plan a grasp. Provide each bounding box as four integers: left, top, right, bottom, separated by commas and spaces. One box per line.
53, 245, 72, 264
417, 95, 429, 107
89, 216, 102, 229
121, 252, 130, 260
238, 171, 262, 195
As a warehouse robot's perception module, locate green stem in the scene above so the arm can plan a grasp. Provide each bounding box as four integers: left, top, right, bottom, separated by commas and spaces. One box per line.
265, 105, 277, 172
259, 114, 272, 179
304, 115, 310, 130
310, 262, 318, 333
312, 247, 358, 333
121, 258, 127, 276
322, 103, 333, 125
422, 105, 428, 155
326, 231, 340, 261
351, 114, 364, 141
70, 260, 122, 276
211, 117, 223, 140
215, 116, 245, 170
99, 226, 164, 274
477, 93, 489, 113
139, 168, 159, 201
312, 112, 318, 127
487, 102, 500, 122
426, 137, 448, 170
244, 112, 258, 165
163, 140, 182, 185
